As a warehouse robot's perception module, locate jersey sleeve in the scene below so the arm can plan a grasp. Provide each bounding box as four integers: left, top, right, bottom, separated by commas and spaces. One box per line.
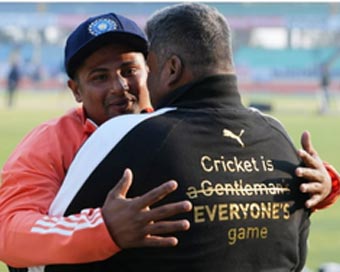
0, 123, 119, 267
312, 162, 340, 211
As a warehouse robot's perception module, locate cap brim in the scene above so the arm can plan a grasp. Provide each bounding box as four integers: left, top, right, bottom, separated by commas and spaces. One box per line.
67, 32, 148, 78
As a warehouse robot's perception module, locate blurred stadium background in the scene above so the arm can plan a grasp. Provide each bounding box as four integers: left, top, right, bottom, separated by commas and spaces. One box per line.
0, 2, 340, 103
0, 2, 340, 272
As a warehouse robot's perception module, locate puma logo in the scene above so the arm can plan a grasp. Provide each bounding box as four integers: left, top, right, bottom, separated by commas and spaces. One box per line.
223, 129, 245, 148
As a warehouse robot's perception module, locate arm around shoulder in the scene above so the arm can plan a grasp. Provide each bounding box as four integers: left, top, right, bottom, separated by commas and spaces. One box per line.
0, 124, 120, 267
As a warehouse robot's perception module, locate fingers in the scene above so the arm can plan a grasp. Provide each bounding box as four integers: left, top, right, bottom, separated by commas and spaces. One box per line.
103, 170, 193, 249
296, 158, 332, 209
301, 187, 324, 209
299, 181, 326, 209
109, 169, 189, 213
304, 195, 322, 209
133, 180, 179, 209
138, 236, 179, 247
296, 164, 322, 181
145, 219, 190, 236
144, 201, 192, 223
153, 219, 190, 233
109, 168, 133, 198
137, 220, 191, 248
300, 130, 317, 156
297, 149, 322, 169
300, 181, 322, 194
140, 220, 191, 247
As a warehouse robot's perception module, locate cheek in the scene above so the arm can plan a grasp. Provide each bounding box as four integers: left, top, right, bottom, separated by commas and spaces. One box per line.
82, 90, 105, 109
130, 74, 148, 95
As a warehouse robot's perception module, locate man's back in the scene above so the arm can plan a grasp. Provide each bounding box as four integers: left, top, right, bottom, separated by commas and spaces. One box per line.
46, 75, 310, 272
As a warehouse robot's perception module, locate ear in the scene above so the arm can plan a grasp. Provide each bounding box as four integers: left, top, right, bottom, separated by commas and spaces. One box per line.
164, 55, 183, 86
68, 79, 82, 103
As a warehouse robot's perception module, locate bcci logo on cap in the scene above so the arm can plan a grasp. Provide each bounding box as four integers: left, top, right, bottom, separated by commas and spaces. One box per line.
88, 18, 118, 36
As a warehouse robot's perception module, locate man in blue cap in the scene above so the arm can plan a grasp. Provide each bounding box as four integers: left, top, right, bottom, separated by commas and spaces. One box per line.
0, 12, 192, 271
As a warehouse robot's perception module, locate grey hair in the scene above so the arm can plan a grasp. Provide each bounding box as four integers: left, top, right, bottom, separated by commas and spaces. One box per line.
145, 2, 234, 78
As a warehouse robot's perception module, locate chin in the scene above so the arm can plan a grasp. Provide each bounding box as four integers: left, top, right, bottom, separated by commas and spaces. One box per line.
108, 109, 131, 119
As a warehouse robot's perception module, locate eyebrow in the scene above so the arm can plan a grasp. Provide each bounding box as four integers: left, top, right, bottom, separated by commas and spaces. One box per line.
120, 60, 142, 67
87, 59, 143, 76
87, 67, 108, 77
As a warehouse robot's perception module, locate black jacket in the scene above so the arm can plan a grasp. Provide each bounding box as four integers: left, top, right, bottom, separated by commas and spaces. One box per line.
47, 74, 310, 272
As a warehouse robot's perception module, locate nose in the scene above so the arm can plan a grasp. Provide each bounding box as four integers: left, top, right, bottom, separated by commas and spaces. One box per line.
111, 76, 129, 94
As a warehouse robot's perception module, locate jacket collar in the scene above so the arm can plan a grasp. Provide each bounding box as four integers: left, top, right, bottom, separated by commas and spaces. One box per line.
155, 74, 243, 110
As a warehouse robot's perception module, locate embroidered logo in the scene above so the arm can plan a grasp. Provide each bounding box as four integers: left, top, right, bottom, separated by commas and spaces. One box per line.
88, 18, 118, 36
223, 129, 245, 148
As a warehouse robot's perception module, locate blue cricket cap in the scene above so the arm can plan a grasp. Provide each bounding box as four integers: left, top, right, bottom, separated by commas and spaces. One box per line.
64, 12, 148, 78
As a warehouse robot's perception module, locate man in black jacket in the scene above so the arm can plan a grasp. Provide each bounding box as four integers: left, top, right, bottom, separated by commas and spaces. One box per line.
47, 3, 326, 271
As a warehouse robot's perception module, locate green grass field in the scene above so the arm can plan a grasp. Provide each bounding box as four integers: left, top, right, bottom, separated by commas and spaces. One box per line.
0, 90, 339, 271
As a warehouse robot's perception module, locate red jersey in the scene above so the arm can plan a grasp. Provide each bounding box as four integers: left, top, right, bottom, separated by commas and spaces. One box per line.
0, 107, 119, 267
